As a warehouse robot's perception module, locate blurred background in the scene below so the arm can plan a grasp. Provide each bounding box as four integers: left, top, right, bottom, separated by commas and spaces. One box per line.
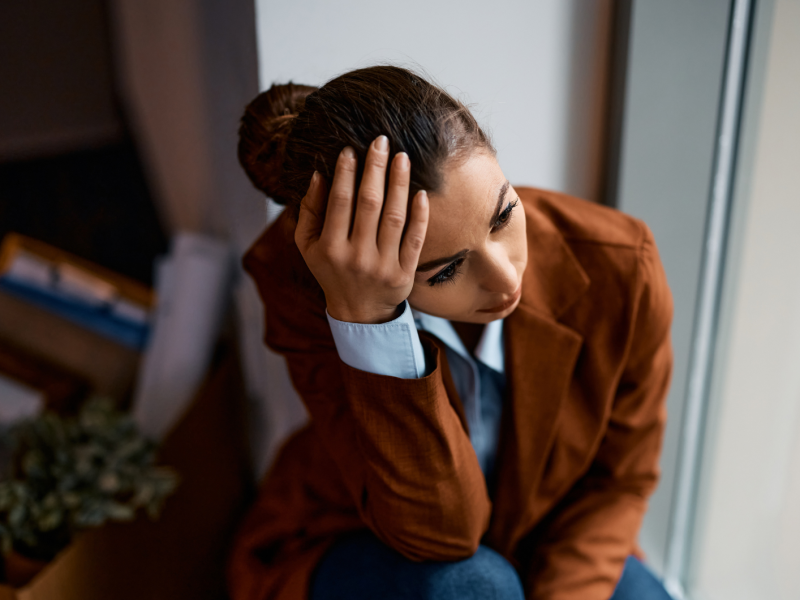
0, 0, 797, 599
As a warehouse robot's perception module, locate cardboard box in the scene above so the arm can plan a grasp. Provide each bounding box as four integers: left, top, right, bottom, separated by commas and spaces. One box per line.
0, 233, 155, 310
0, 344, 254, 599
0, 290, 140, 399
0, 233, 155, 350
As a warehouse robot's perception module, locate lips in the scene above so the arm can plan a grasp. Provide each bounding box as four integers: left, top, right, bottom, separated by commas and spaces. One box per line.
477, 285, 522, 313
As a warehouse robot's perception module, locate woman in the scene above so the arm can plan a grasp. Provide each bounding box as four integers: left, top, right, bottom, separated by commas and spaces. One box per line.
229, 66, 674, 600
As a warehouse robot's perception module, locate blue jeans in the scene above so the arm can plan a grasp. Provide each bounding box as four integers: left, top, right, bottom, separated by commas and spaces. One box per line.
310, 531, 673, 600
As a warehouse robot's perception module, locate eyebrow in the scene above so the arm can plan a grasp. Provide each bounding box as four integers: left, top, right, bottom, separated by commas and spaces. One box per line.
415, 181, 512, 273
416, 249, 469, 273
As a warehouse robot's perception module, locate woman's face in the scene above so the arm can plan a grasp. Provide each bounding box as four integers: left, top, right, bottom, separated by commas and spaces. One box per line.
407, 151, 528, 324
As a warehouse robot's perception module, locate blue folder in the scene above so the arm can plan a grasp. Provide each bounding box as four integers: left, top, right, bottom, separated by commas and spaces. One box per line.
0, 277, 150, 350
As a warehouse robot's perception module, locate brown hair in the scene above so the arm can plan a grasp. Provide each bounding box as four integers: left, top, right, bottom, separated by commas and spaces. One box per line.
238, 66, 494, 220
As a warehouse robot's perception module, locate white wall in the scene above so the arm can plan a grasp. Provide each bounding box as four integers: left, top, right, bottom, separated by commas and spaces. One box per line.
689, 1, 800, 598
255, 0, 612, 201
254, 0, 614, 463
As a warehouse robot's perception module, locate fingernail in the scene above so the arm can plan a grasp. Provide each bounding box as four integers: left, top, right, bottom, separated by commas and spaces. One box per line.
419, 190, 428, 207
310, 171, 319, 188
396, 152, 409, 169
342, 146, 356, 159
374, 135, 389, 151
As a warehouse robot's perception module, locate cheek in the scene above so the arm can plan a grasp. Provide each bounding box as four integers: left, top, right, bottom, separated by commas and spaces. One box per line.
510, 212, 528, 268
407, 282, 479, 319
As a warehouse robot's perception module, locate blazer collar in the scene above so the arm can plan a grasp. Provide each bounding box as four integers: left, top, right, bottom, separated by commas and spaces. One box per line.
487, 197, 590, 551
516, 196, 591, 320
412, 309, 505, 374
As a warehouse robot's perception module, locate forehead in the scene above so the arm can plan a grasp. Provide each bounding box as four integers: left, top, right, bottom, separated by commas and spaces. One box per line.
422, 152, 507, 258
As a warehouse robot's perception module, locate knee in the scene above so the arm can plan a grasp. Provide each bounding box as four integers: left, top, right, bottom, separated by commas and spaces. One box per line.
312, 533, 524, 600
425, 545, 525, 600
610, 556, 673, 600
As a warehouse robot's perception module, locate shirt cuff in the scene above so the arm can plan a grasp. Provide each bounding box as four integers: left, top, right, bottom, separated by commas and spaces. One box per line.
326, 301, 426, 379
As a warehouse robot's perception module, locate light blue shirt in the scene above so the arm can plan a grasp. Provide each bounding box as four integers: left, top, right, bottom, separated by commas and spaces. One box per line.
326, 301, 507, 483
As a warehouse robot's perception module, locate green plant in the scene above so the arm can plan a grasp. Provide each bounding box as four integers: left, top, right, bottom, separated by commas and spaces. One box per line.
0, 399, 178, 561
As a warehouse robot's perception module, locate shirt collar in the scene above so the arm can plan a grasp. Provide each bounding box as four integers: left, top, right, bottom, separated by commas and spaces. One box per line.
411, 308, 505, 374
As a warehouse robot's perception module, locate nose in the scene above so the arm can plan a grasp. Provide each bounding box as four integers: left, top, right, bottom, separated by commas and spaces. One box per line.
480, 245, 519, 294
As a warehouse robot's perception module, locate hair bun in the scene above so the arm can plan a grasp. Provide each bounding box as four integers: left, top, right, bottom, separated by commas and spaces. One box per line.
238, 82, 317, 203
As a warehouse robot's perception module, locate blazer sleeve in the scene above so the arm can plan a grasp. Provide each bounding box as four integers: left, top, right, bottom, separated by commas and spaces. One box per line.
522, 226, 674, 600
243, 219, 491, 561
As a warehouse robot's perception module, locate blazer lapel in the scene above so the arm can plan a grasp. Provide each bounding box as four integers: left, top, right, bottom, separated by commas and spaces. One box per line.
419, 331, 470, 436
488, 307, 582, 552
486, 194, 590, 553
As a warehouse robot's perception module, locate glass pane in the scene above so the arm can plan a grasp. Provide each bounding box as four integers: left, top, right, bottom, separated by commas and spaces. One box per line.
688, 1, 800, 599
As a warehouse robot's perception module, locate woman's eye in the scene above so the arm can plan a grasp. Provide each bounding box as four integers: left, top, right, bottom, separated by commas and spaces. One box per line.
493, 199, 519, 230
428, 258, 465, 287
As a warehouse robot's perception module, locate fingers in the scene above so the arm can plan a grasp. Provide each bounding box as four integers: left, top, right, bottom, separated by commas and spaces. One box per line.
399, 191, 429, 273
295, 171, 325, 252
321, 147, 357, 243
350, 135, 390, 246
377, 152, 411, 257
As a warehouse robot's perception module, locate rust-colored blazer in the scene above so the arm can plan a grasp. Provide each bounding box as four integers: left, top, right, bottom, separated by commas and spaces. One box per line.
228, 187, 674, 600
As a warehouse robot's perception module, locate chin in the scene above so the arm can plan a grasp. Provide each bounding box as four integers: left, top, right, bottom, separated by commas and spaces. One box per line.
454, 304, 516, 324
472, 285, 523, 320
472, 303, 519, 323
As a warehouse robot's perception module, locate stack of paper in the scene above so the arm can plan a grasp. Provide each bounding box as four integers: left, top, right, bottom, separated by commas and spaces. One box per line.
132, 233, 232, 441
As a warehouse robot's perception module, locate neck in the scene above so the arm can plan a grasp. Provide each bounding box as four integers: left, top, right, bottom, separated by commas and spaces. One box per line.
451, 321, 485, 356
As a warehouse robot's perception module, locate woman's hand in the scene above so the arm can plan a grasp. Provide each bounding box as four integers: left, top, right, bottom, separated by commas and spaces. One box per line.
295, 136, 430, 324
